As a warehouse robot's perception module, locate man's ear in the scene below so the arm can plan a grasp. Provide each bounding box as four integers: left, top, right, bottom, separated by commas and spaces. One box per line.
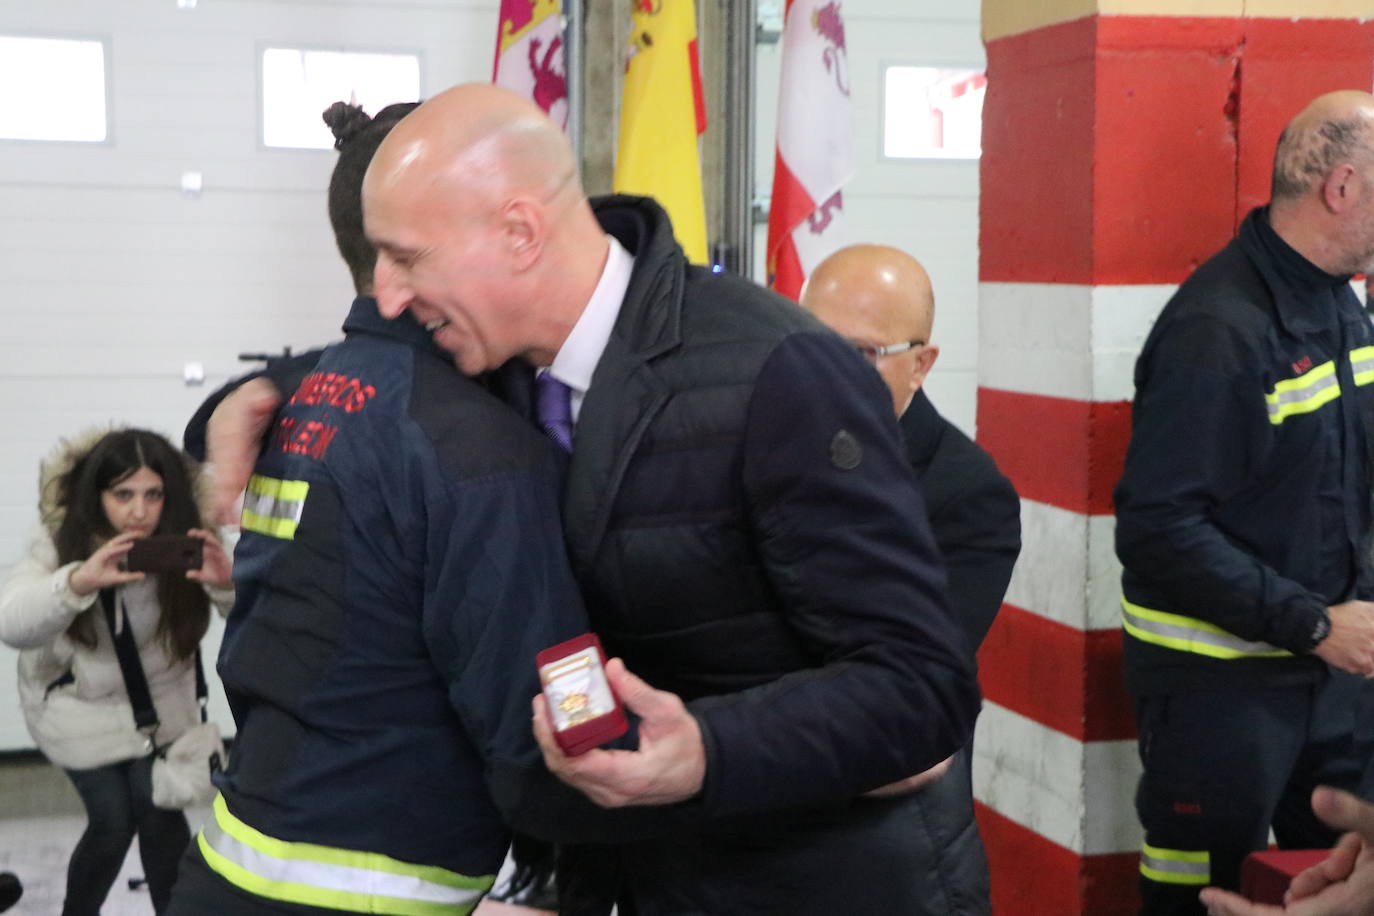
500, 197, 545, 271
1322, 163, 1359, 214
912, 343, 940, 392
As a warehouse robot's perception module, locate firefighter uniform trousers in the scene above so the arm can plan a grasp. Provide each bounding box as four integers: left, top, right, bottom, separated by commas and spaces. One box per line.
1135, 672, 1363, 912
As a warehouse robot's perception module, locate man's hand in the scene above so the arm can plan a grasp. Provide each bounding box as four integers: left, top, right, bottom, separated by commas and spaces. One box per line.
1313, 601, 1374, 677
863, 756, 953, 798
1198, 787, 1374, 915
205, 378, 281, 525
532, 657, 706, 807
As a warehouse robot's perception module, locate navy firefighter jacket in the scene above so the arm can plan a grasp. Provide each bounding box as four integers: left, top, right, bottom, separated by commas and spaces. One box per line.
209, 297, 589, 905
1115, 207, 1374, 696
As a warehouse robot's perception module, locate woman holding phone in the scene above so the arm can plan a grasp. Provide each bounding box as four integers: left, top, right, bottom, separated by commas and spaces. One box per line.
0, 428, 232, 915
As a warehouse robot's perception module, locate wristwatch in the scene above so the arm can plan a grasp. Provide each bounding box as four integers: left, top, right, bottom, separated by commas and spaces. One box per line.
1307, 609, 1332, 652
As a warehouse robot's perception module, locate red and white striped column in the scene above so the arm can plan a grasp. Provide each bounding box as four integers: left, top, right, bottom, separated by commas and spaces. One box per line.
972, 5, 1374, 913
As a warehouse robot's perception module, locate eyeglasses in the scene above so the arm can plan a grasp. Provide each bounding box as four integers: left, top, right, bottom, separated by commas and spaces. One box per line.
854, 339, 925, 365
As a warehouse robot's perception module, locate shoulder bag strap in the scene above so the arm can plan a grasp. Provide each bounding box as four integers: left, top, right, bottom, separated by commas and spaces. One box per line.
193, 648, 208, 723
99, 587, 159, 734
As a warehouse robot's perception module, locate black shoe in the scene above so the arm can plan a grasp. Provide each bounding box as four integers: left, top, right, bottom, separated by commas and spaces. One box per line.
0, 872, 23, 913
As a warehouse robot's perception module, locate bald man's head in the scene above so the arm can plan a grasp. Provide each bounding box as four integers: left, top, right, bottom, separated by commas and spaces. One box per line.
1272, 91, 1374, 202
1268, 90, 1374, 276
360, 83, 607, 374
801, 244, 940, 417
366, 84, 578, 214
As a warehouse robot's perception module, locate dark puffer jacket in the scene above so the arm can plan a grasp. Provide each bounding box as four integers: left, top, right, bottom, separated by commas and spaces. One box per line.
500, 195, 982, 915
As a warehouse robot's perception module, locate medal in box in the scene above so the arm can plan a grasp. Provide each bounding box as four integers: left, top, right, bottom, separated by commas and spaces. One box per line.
537, 633, 628, 756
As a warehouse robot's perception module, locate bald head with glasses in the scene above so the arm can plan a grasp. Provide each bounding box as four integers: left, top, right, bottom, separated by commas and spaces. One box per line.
800, 244, 941, 417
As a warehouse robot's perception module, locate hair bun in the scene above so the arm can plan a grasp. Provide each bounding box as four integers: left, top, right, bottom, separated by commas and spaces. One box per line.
322, 101, 373, 151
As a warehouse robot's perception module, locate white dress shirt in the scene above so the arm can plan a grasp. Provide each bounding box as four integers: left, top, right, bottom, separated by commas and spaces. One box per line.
542, 235, 634, 424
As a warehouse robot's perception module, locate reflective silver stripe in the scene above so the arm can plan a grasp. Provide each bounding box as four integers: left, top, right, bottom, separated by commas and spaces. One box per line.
1266, 361, 1339, 424
241, 476, 309, 540
1121, 598, 1290, 660
1352, 346, 1374, 386
242, 490, 303, 524
199, 795, 489, 914
1140, 844, 1209, 886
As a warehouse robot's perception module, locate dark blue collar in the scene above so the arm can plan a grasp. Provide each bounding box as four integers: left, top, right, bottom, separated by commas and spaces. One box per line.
1240, 207, 1352, 336
340, 296, 447, 359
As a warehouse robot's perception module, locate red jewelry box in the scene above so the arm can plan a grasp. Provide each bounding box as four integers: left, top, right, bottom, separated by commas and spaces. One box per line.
536, 633, 628, 756
1240, 848, 1330, 905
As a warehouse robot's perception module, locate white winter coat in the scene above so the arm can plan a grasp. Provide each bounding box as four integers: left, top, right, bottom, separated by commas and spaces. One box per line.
0, 431, 232, 770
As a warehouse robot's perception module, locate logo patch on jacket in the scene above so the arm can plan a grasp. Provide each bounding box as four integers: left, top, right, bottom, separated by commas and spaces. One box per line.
830, 430, 862, 470
1291, 355, 1313, 375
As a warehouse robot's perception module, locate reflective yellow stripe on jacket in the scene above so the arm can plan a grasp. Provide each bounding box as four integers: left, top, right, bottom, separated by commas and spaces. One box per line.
198, 794, 493, 915
1266, 360, 1338, 424
1121, 598, 1291, 660
241, 475, 309, 540
1140, 843, 1210, 886
1350, 345, 1374, 386
1266, 347, 1374, 425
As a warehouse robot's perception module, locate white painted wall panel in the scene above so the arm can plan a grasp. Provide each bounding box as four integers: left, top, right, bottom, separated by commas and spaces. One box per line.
0, 0, 499, 750
753, 3, 984, 434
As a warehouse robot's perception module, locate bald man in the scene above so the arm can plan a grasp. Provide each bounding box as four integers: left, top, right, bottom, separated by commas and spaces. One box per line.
1115, 90, 1374, 914
351, 83, 978, 915
802, 245, 1020, 915
802, 245, 1020, 648
166, 101, 679, 916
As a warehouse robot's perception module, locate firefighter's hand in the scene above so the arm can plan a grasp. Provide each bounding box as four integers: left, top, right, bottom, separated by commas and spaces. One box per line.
863, 756, 953, 798
1199, 788, 1374, 915
532, 658, 705, 808
206, 377, 281, 525
1314, 601, 1374, 677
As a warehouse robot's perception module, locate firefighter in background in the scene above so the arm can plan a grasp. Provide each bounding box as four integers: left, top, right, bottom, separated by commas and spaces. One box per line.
1115, 90, 1374, 915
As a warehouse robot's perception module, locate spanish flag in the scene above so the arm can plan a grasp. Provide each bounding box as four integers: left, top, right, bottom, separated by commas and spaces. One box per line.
614, 0, 708, 265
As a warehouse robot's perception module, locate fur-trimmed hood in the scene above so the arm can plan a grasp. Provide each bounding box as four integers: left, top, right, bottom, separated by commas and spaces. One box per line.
36, 426, 208, 539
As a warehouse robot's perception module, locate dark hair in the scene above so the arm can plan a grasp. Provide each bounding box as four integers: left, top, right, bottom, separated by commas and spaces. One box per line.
323, 100, 420, 293
1272, 115, 1371, 201
52, 429, 210, 661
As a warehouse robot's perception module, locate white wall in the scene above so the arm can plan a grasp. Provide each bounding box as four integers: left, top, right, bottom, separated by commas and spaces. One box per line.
0, 0, 500, 750
752, 0, 984, 432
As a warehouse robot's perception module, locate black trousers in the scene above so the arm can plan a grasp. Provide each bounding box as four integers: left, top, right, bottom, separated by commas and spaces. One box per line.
62, 755, 190, 916
1134, 672, 1365, 916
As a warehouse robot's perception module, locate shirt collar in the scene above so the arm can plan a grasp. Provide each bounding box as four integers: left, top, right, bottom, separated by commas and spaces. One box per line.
547, 234, 633, 402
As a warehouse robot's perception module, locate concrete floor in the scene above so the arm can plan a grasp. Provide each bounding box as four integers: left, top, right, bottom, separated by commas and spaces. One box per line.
0, 756, 553, 915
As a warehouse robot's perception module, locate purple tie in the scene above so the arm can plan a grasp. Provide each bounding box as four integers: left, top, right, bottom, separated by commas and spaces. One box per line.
535, 372, 574, 452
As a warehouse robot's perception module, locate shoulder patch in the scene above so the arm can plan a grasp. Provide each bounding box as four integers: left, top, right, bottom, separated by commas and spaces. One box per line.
830, 430, 863, 470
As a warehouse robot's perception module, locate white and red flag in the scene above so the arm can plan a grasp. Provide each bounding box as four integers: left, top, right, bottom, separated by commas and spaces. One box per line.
492, 0, 568, 130
765, 0, 855, 300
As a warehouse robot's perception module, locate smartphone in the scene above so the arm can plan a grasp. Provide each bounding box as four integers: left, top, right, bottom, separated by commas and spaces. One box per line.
126, 535, 203, 574
536, 633, 628, 756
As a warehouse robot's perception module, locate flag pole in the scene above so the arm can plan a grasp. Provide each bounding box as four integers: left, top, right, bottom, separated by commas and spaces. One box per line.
564, 0, 583, 162
718, 0, 756, 277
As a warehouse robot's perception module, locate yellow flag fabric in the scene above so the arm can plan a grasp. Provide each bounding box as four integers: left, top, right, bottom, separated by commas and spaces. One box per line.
614, 0, 708, 265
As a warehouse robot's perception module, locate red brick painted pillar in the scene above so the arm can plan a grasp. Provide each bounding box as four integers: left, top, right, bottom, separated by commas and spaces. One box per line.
972, 3, 1374, 913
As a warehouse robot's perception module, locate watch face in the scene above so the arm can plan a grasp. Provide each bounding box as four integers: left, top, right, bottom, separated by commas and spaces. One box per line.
1313, 615, 1331, 647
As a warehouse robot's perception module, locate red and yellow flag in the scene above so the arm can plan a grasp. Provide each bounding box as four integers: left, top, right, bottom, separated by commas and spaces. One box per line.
614, 0, 708, 264
493, 0, 568, 130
